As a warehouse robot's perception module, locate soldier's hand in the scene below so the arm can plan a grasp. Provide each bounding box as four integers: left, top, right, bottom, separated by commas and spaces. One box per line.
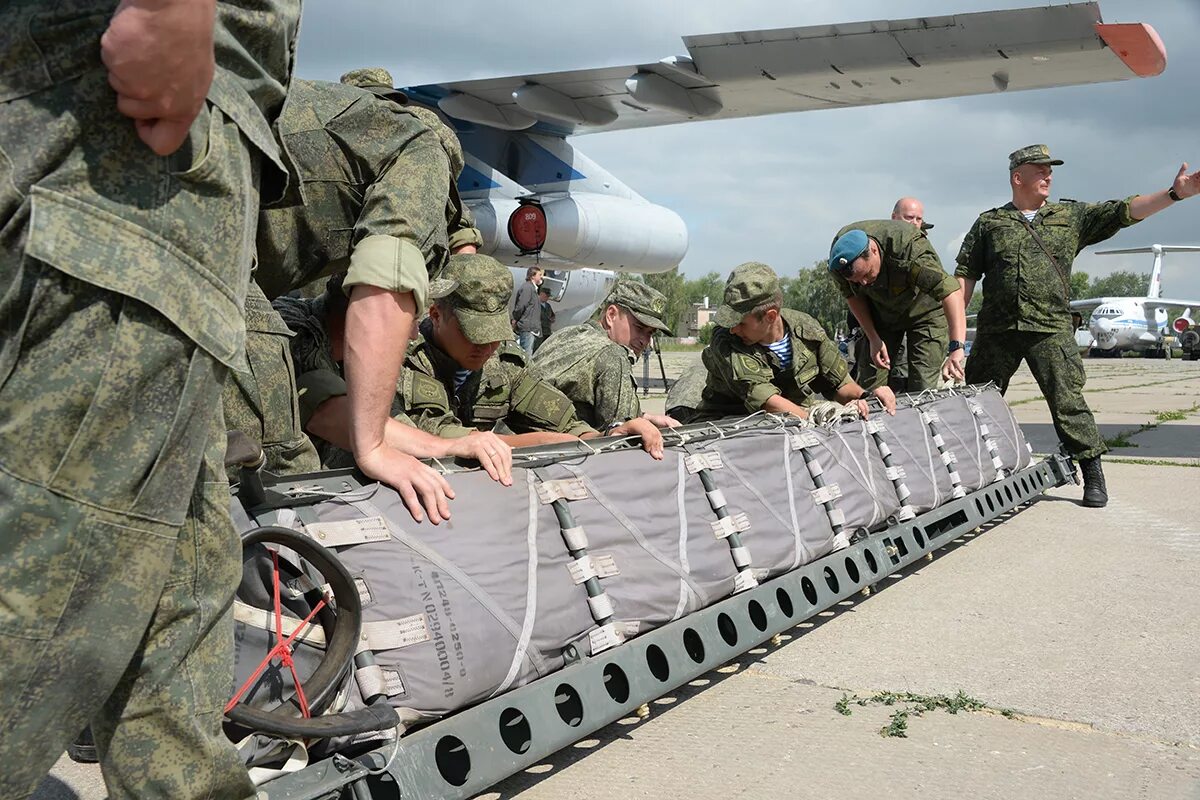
101, 0, 217, 156
1172, 162, 1200, 200
641, 412, 681, 429
356, 446, 453, 524
870, 338, 891, 370
609, 417, 665, 460
445, 431, 513, 486
873, 386, 897, 416
942, 350, 966, 383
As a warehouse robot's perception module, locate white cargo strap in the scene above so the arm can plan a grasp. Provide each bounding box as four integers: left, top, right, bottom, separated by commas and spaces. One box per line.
979, 423, 991, 436
586, 592, 614, 621
885, 465, 906, 481
561, 525, 588, 551
730, 545, 752, 569
948, 470, 962, 485
354, 576, 373, 607
588, 622, 624, 654
711, 512, 750, 540
806, 458, 824, 477
233, 601, 326, 646
356, 664, 387, 699
992, 456, 1006, 470
969, 402, 985, 417
303, 516, 392, 548
865, 419, 886, 434
536, 478, 588, 504
940, 451, 957, 466
567, 554, 598, 584
732, 569, 758, 593
618, 620, 641, 639
896, 483, 912, 503
275, 508, 299, 529
684, 451, 723, 473
985, 438, 999, 453
567, 554, 619, 584
877, 441, 893, 459
951, 485, 966, 499
811, 484, 842, 505
932, 433, 945, 447
920, 410, 940, 424
790, 430, 821, 450
381, 667, 407, 697
361, 614, 431, 652
896, 505, 916, 522
827, 507, 846, 527
705, 489, 727, 510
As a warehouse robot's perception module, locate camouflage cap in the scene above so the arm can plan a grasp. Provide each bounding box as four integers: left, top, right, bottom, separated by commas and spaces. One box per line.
1008, 144, 1064, 171
429, 253, 514, 345
606, 280, 672, 334
340, 66, 407, 104
713, 262, 781, 328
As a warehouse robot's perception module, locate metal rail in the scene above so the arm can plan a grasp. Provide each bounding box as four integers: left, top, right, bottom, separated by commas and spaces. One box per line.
258, 454, 1074, 800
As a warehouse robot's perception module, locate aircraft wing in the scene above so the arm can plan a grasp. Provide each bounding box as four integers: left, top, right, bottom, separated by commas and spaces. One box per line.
405, 3, 1164, 136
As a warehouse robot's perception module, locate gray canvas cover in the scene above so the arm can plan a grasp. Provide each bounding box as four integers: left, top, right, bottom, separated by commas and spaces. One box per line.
922, 395, 998, 490
969, 389, 1033, 472
875, 405, 955, 514
707, 428, 838, 577
805, 417, 901, 532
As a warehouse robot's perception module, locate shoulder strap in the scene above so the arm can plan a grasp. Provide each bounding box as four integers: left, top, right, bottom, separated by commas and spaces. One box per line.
1016, 214, 1071, 302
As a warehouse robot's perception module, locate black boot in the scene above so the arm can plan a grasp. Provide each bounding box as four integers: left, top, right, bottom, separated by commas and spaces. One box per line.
1079, 456, 1108, 508
66, 726, 98, 764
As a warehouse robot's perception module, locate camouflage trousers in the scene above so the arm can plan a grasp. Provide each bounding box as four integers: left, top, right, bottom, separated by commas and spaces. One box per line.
855, 318, 944, 393
0, 261, 255, 800
221, 281, 321, 482
966, 330, 1105, 460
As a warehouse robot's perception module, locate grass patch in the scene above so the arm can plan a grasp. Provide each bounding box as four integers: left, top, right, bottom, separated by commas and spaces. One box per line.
834, 690, 1016, 738
1103, 430, 1138, 449
1106, 457, 1200, 468
656, 341, 705, 353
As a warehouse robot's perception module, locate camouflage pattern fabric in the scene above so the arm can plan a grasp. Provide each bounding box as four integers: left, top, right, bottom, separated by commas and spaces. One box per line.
532, 321, 642, 428
220, 281, 320, 481
255, 79, 466, 302
966, 331, 1104, 460
695, 308, 852, 421
664, 361, 708, 423
0, 2, 298, 796
955, 198, 1139, 334
402, 320, 597, 438
832, 219, 958, 330
855, 320, 942, 393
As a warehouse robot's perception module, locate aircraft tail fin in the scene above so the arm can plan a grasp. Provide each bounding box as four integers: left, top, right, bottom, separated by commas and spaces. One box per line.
1095, 244, 1200, 300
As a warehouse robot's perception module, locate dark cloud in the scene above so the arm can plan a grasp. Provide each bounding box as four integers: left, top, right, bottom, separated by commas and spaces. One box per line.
295, 0, 1200, 297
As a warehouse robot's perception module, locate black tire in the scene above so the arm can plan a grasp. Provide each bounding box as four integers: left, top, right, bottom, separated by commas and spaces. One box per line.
226, 526, 398, 738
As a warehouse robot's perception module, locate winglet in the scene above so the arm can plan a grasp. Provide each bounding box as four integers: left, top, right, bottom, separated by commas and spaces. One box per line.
1095, 23, 1166, 78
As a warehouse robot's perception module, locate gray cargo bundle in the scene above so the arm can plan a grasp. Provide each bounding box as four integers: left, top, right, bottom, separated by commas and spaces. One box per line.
229, 386, 1031, 748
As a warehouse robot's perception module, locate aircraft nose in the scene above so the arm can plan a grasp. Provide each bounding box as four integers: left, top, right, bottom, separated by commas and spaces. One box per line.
1093, 317, 1114, 334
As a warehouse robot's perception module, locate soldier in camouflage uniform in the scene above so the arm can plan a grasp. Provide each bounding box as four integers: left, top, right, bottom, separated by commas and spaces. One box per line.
0, 2, 299, 797
401, 255, 666, 457
246, 71, 509, 522
665, 361, 709, 424
221, 67, 490, 484
533, 280, 678, 437
829, 219, 966, 392
957, 144, 1200, 507
694, 263, 897, 422
269, 272, 514, 485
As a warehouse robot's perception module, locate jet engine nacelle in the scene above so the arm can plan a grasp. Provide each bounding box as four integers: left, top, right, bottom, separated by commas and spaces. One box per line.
470, 193, 689, 273
1172, 309, 1193, 333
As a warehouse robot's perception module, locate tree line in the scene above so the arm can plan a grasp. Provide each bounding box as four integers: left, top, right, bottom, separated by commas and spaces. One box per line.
645, 265, 1152, 339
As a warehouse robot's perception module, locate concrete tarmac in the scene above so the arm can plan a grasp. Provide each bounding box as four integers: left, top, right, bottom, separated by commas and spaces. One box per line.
37, 359, 1200, 800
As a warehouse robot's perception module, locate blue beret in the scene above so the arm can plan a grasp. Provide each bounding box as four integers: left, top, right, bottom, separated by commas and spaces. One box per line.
829, 229, 869, 272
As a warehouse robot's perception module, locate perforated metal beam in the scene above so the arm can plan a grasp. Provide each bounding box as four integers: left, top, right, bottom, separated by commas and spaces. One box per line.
260, 455, 1073, 800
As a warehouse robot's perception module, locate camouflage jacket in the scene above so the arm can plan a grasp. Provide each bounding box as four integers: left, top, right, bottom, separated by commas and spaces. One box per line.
532, 322, 641, 428
832, 219, 958, 330
955, 198, 1139, 334
255, 78, 482, 301
697, 308, 851, 419
2, 0, 300, 369
400, 320, 597, 438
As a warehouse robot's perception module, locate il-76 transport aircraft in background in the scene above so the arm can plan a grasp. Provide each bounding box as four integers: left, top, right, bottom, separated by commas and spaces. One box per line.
1071, 245, 1200, 357
398, 2, 1166, 327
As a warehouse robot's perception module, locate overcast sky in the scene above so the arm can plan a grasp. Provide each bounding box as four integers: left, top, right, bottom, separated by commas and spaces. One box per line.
295, 0, 1200, 300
